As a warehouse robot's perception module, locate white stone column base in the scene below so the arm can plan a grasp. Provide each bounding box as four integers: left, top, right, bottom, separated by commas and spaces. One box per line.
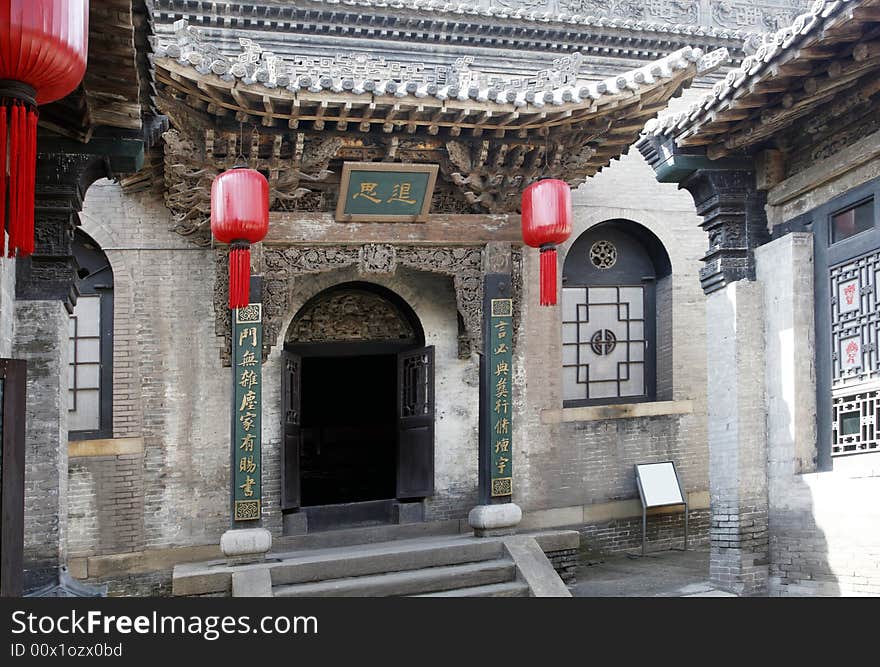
468, 503, 522, 537
220, 528, 272, 565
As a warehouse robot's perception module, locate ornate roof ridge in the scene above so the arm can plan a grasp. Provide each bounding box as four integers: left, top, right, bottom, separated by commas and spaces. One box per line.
643, 0, 863, 141
154, 18, 727, 109
265, 0, 761, 41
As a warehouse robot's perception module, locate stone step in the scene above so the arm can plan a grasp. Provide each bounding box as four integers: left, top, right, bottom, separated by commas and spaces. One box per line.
412, 581, 530, 598
273, 559, 516, 597
270, 536, 505, 586
274, 519, 464, 552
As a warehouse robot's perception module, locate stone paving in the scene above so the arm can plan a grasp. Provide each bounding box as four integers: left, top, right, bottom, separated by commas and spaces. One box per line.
569, 547, 736, 597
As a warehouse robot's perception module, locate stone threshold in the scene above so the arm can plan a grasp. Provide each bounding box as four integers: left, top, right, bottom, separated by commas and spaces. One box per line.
68, 436, 144, 458
541, 399, 693, 424
518, 491, 710, 532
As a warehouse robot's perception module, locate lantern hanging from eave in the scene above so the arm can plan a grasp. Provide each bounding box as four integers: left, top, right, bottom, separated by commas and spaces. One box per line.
211, 167, 269, 309
521, 178, 572, 306
0, 0, 89, 258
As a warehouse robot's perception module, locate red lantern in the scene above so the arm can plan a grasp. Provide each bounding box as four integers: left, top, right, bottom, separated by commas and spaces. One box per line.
211, 168, 269, 309
521, 179, 572, 306
0, 0, 89, 257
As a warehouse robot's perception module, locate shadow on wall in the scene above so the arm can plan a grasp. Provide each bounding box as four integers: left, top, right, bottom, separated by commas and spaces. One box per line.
767, 325, 840, 596
773, 463, 880, 596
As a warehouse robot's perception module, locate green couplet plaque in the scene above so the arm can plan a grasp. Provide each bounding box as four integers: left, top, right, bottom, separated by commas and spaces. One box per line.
232, 303, 262, 521
336, 162, 438, 222
489, 298, 514, 498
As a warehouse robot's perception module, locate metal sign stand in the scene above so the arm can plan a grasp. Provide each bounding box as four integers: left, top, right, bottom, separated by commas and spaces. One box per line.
635, 460, 688, 556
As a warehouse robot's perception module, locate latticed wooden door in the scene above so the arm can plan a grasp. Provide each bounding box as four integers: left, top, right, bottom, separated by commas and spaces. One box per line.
396, 346, 435, 499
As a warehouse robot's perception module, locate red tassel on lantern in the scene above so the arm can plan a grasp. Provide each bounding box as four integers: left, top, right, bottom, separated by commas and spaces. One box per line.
211, 168, 269, 309
1, 0, 89, 257
0, 105, 6, 256
521, 178, 573, 306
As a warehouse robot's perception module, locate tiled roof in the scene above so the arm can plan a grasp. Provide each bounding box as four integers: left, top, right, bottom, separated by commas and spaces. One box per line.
154, 19, 727, 111
644, 0, 873, 144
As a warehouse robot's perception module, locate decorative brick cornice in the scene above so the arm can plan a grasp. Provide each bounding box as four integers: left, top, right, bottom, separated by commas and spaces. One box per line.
15, 153, 110, 311
680, 168, 769, 294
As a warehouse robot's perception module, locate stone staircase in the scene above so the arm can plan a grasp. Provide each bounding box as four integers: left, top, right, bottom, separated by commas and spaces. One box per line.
172, 532, 577, 598
271, 537, 527, 597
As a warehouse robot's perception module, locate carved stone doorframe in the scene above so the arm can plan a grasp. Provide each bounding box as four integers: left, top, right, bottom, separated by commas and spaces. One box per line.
214, 243, 519, 365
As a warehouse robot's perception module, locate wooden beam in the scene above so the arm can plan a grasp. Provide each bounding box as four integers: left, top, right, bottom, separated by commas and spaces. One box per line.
382, 103, 400, 133
288, 98, 300, 129
262, 95, 275, 127
853, 5, 880, 21
265, 212, 521, 245
359, 103, 375, 132
313, 100, 328, 131
336, 102, 352, 131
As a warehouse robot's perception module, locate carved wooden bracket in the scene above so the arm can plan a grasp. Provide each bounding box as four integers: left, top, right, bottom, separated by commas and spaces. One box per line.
679, 169, 770, 295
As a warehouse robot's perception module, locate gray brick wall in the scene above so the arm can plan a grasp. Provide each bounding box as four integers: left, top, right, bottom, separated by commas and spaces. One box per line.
768, 471, 880, 596
514, 146, 709, 534
75, 182, 230, 553
579, 509, 710, 555
68, 454, 145, 557
65, 138, 711, 578
705, 282, 769, 595
758, 233, 880, 596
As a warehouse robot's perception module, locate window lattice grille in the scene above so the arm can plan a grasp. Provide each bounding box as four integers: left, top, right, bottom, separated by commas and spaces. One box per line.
68, 295, 102, 432
562, 286, 646, 402
830, 249, 880, 455
832, 391, 880, 456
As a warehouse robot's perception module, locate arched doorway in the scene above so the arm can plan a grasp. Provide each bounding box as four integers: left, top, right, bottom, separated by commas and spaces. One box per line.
281, 282, 434, 530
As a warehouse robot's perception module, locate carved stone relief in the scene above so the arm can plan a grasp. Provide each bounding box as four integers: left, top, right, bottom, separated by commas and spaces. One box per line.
359, 244, 398, 274
215, 243, 493, 364
285, 288, 418, 344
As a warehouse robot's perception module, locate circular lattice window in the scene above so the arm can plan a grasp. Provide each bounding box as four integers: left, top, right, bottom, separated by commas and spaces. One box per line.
589, 240, 617, 269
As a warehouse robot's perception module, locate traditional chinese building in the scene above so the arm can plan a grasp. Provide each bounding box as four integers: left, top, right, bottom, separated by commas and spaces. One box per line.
2, 0, 835, 597
639, 0, 880, 595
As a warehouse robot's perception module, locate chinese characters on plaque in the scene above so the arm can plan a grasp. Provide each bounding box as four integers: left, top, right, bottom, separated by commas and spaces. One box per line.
490, 298, 514, 498
233, 304, 262, 521
335, 162, 438, 222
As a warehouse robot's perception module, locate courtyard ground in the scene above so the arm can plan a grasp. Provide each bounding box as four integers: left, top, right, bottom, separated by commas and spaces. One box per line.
569, 547, 736, 597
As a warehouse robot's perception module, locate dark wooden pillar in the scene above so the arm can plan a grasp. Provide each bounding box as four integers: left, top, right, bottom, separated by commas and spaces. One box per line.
478, 242, 514, 505
0, 359, 26, 597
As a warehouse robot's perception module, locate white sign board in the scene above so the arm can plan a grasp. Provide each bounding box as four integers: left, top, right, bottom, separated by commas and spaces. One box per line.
635, 461, 684, 507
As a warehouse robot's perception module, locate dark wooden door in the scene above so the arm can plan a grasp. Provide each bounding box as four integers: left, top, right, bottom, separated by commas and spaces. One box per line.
281, 350, 302, 511
397, 346, 435, 499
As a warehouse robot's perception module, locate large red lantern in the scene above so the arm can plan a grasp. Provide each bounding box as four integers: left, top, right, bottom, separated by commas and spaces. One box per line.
211, 167, 269, 309
521, 179, 572, 306
0, 0, 89, 257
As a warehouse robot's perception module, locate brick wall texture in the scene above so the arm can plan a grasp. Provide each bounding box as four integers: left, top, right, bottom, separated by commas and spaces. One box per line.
757, 226, 880, 597
579, 509, 710, 556
58, 141, 710, 593
514, 144, 709, 520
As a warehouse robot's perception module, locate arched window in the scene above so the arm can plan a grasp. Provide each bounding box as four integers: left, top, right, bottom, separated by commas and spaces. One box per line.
68, 230, 113, 439
562, 220, 671, 407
